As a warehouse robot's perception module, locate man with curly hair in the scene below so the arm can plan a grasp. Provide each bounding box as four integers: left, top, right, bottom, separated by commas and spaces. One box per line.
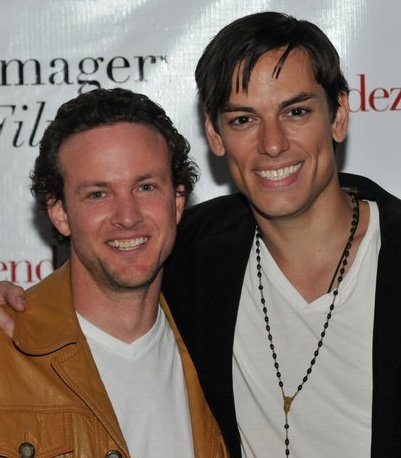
0, 88, 227, 457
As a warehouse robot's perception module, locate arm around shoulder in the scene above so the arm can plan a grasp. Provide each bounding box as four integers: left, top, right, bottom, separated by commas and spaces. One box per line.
0, 281, 26, 337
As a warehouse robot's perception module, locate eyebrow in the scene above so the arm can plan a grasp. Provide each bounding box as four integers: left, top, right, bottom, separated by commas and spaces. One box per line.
222, 92, 317, 114
75, 181, 109, 194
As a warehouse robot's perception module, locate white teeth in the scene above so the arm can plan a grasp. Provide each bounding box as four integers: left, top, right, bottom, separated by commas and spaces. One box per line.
108, 237, 148, 251
257, 163, 302, 181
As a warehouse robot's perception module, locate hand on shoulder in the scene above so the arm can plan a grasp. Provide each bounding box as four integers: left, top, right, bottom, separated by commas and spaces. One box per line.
0, 281, 26, 337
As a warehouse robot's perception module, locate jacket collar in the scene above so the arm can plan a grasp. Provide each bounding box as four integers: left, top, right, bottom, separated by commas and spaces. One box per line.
13, 262, 82, 355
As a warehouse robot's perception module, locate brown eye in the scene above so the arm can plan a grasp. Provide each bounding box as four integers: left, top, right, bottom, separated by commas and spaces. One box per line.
231, 115, 251, 125
288, 107, 308, 117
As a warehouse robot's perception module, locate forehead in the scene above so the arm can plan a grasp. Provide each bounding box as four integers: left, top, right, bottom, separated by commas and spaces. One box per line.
60, 122, 166, 152
230, 47, 318, 98
58, 122, 170, 179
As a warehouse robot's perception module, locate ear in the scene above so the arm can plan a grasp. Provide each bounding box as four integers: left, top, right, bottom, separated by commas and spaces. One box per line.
47, 199, 71, 237
331, 92, 350, 144
205, 116, 225, 157
175, 185, 186, 225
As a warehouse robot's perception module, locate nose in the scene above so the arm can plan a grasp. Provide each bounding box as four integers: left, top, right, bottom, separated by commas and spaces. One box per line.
110, 194, 143, 229
258, 119, 290, 157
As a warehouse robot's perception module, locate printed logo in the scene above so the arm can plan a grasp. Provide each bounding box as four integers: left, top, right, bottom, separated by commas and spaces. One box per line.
349, 74, 401, 112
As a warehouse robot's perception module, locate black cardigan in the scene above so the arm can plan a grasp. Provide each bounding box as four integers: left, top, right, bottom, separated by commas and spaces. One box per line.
163, 173, 401, 457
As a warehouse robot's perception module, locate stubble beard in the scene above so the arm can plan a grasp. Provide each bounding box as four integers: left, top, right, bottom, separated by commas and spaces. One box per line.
76, 250, 162, 294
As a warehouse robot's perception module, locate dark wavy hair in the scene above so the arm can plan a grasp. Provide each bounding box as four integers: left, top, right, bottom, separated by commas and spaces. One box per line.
31, 88, 199, 214
195, 11, 349, 130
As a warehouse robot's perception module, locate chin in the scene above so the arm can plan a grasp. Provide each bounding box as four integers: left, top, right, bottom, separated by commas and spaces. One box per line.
251, 196, 300, 219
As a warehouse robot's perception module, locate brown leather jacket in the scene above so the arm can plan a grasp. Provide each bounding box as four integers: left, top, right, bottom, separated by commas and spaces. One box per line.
0, 263, 228, 458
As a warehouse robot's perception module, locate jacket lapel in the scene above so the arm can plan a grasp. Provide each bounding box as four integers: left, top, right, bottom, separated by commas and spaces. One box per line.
51, 344, 128, 454
340, 173, 401, 456
14, 263, 128, 456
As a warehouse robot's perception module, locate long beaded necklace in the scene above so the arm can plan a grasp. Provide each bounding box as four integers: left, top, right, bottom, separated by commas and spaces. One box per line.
255, 194, 360, 456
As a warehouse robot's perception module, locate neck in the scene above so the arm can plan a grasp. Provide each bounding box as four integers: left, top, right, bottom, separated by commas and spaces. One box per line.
70, 260, 161, 343
256, 187, 351, 255
254, 189, 368, 302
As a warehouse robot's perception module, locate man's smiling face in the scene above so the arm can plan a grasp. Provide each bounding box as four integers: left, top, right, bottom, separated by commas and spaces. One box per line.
205, 47, 349, 222
48, 121, 185, 294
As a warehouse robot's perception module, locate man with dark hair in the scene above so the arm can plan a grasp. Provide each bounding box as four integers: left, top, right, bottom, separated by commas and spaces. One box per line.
162, 11, 401, 458
0, 88, 227, 457
2, 11, 401, 458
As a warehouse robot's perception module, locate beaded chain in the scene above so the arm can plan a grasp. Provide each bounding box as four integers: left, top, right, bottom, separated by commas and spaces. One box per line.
255, 194, 360, 456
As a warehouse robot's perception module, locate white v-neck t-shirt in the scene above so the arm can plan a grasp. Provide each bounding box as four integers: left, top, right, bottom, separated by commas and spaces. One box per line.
77, 305, 194, 458
233, 201, 380, 457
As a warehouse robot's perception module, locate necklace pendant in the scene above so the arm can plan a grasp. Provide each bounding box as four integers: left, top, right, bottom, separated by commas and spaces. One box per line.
283, 396, 294, 414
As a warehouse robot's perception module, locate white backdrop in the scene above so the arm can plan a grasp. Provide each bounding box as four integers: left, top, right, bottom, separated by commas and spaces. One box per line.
1, 0, 400, 285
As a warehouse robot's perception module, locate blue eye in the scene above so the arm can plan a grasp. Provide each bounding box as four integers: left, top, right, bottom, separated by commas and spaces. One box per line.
139, 183, 155, 192
89, 190, 105, 199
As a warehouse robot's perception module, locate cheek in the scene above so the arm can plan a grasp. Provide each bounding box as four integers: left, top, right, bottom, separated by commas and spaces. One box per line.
149, 206, 178, 258
68, 208, 108, 237
226, 151, 249, 176
225, 158, 250, 195
224, 134, 253, 156
222, 128, 258, 159
162, 206, 180, 232
144, 197, 178, 227
300, 125, 333, 158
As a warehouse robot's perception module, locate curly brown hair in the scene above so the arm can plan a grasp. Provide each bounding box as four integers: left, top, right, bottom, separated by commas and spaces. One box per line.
31, 88, 199, 210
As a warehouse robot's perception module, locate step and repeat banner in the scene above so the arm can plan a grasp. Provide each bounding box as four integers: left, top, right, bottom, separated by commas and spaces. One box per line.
1, 0, 400, 285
